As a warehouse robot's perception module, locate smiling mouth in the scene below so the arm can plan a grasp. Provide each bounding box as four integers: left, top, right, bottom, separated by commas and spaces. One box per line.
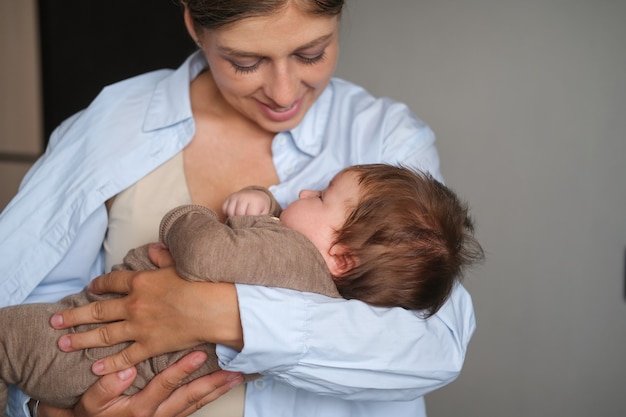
269, 102, 296, 112
259, 98, 302, 123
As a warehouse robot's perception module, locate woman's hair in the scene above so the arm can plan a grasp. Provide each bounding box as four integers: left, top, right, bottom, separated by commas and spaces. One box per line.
181, 0, 344, 30
332, 164, 484, 318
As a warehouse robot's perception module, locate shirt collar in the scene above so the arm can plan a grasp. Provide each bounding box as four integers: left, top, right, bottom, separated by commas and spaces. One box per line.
143, 51, 207, 132
142, 50, 335, 159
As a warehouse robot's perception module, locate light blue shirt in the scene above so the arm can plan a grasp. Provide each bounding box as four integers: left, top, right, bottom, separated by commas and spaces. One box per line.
1, 52, 475, 417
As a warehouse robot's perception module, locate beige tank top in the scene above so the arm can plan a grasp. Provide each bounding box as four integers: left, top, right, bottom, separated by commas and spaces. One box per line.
105, 151, 246, 417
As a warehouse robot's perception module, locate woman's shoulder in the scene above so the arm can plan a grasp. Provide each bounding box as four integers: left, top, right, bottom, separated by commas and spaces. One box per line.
94, 69, 175, 104
328, 77, 413, 117
325, 77, 425, 138
328, 77, 373, 103
45, 67, 185, 156
93, 52, 200, 108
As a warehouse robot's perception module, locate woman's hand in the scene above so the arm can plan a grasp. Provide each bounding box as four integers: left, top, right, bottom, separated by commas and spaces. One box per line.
36, 351, 243, 417
50, 262, 244, 376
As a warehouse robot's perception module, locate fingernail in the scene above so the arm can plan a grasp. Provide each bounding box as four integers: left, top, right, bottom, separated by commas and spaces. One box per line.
226, 373, 242, 382
191, 353, 206, 367
228, 376, 244, 388
58, 335, 71, 350
92, 361, 105, 374
118, 368, 133, 380
50, 314, 63, 327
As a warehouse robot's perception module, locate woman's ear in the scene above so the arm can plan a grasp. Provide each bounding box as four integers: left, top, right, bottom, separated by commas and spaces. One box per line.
182, 2, 200, 46
327, 244, 357, 277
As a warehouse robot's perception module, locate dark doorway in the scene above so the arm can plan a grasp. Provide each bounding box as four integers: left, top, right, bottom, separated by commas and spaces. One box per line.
37, 1, 196, 143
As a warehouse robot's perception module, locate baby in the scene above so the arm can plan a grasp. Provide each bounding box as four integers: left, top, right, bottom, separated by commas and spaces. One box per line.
0, 163, 484, 410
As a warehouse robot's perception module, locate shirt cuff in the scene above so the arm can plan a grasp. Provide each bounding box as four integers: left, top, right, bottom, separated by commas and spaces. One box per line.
7, 384, 31, 417
216, 284, 309, 374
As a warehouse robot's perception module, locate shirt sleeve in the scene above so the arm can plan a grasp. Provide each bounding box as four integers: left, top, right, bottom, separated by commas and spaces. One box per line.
5, 205, 107, 417
217, 283, 475, 401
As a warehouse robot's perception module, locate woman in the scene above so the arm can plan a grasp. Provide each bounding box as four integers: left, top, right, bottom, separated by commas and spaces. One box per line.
0, 1, 475, 417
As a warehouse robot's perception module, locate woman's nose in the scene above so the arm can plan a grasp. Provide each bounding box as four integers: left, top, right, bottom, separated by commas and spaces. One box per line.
266, 63, 298, 108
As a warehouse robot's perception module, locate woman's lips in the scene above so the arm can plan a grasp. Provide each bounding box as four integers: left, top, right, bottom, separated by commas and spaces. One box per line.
259, 99, 302, 123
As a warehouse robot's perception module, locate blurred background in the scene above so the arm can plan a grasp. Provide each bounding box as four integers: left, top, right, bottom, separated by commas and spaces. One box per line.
2, 1, 625, 416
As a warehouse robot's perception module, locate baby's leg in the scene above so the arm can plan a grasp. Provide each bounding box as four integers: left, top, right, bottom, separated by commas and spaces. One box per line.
0, 301, 97, 408
0, 288, 144, 409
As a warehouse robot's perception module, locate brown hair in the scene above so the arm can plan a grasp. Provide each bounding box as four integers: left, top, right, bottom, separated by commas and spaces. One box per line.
181, 0, 344, 30
332, 164, 484, 318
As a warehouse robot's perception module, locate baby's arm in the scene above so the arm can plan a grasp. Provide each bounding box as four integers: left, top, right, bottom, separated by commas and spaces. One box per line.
158, 205, 340, 297
222, 186, 282, 217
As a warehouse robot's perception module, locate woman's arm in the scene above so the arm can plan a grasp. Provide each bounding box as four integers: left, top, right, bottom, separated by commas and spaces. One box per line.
51, 267, 474, 401
226, 284, 475, 400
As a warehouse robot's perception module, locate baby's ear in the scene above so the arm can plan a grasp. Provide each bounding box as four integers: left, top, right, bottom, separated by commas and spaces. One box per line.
328, 243, 358, 277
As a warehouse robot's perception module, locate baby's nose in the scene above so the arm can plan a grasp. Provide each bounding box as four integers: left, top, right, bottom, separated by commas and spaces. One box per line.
299, 189, 317, 199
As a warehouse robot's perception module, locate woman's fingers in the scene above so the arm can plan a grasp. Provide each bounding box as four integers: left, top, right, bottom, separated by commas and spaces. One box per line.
89, 270, 136, 295
155, 370, 243, 417
50, 270, 138, 330
140, 352, 208, 417
64, 367, 138, 417
72, 352, 242, 417
55, 322, 155, 373
55, 321, 124, 352
51, 297, 126, 330
90, 341, 151, 375
143, 352, 243, 417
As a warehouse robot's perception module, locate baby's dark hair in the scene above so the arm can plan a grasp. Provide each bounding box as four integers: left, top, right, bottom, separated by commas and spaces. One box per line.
332, 164, 484, 318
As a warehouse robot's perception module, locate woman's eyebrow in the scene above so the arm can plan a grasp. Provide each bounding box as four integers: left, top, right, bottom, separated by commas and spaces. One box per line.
293, 33, 334, 51
216, 45, 260, 58
217, 33, 334, 57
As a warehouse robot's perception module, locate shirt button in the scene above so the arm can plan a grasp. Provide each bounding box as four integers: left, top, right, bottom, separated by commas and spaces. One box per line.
253, 379, 266, 390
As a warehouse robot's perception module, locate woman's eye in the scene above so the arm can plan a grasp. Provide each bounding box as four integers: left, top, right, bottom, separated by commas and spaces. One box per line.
297, 51, 327, 65
230, 59, 262, 74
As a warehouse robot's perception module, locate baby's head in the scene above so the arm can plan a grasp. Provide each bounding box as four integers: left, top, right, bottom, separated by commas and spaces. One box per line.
333, 164, 484, 317
282, 163, 484, 318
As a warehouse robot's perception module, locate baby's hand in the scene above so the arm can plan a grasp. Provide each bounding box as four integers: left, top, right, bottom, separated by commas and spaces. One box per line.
222, 189, 272, 217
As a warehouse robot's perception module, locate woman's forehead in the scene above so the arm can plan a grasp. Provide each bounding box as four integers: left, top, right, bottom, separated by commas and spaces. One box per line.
209, 4, 339, 54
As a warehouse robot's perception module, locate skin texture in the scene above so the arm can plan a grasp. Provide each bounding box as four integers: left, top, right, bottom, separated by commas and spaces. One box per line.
188, 3, 340, 133
280, 171, 360, 275
40, 3, 342, 417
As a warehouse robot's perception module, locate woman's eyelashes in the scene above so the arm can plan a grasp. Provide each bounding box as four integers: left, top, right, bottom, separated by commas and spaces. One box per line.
230, 58, 264, 74
229, 50, 327, 74
297, 51, 327, 66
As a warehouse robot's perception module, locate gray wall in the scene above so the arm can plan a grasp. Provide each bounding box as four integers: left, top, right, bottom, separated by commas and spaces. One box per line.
0, 0, 41, 209
335, 1, 626, 416
2, 1, 625, 416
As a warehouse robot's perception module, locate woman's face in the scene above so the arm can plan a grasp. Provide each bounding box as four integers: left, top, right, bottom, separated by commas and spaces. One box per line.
193, 4, 340, 132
